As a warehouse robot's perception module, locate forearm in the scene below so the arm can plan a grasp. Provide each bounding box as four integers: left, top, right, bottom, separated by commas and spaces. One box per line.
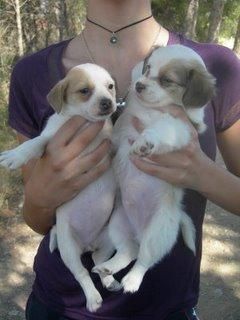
198, 158, 240, 216
23, 195, 56, 235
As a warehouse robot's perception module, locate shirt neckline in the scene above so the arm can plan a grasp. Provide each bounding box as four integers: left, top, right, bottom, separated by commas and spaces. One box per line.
53, 31, 181, 82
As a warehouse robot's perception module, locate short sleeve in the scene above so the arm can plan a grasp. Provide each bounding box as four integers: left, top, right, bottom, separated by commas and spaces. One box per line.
8, 61, 39, 139
212, 46, 240, 132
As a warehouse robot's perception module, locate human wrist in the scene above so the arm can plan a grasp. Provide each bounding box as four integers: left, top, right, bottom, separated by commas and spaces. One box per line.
23, 193, 56, 235
24, 177, 58, 211
193, 151, 216, 193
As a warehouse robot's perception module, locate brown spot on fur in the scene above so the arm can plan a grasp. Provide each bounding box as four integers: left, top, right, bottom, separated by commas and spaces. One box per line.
47, 68, 95, 113
156, 59, 216, 108
47, 78, 69, 113
66, 68, 95, 103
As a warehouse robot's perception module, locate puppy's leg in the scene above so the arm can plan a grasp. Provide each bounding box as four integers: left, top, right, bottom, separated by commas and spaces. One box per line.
92, 204, 138, 276
0, 136, 49, 169
0, 113, 69, 169
130, 114, 191, 157
92, 236, 122, 292
122, 200, 182, 293
56, 213, 102, 312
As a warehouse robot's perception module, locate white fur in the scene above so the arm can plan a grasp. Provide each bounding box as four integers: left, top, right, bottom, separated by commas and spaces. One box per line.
0, 63, 119, 312
93, 45, 212, 293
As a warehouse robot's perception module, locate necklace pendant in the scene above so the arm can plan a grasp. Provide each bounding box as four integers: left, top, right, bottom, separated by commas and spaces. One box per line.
110, 32, 118, 44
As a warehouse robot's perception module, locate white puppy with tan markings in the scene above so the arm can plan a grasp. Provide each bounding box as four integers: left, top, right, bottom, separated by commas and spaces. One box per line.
0, 63, 119, 312
93, 45, 216, 293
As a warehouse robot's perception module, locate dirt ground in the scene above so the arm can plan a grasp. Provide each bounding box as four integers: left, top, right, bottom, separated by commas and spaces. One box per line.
0, 160, 240, 320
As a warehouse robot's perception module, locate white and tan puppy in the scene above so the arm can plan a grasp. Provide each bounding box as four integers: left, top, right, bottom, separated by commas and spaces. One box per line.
0, 64, 119, 312
93, 45, 216, 293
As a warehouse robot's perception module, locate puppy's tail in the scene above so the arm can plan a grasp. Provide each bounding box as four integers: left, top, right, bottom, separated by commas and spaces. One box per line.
180, 212, 196, 255
49, 225, 58, 253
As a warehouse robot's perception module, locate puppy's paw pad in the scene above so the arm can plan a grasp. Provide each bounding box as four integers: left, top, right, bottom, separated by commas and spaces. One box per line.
122, 272, 142, 293
86, 292, 103, 312
130, 137, 155, 156
140, 142, 154, 154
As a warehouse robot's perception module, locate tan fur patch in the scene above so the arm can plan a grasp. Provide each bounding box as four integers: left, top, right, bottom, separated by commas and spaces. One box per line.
65, 68, 95, 103
156, 59, 215, 108
47, 68, 96, 113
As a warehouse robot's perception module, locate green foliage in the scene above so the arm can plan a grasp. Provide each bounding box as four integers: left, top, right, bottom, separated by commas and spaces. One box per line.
152, 0, 240, 41
152, 0, 188, 33
221, 0, 240, 38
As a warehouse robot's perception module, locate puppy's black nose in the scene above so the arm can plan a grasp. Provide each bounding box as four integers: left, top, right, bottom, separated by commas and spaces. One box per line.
135, 82, 146, 93
99, 98, 112, 112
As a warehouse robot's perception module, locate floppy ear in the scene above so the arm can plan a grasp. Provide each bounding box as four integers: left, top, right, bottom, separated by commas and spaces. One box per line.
182, 66, 216, 108
142, 45, 161, 74
47, 78, 68, 113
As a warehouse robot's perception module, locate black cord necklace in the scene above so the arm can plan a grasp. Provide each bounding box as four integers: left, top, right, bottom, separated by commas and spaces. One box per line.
87, 14, 153, 44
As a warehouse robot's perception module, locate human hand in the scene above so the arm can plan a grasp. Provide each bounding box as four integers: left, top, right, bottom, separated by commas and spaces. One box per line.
24, 116, 111, 210
129, 106, 211, 191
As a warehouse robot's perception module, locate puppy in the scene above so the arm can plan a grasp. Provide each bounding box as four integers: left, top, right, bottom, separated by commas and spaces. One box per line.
93, 45, 216, 293
0, 63, 120, 312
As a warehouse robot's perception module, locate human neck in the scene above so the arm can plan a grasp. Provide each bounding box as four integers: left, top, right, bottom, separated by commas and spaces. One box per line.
86, 0, 152, 29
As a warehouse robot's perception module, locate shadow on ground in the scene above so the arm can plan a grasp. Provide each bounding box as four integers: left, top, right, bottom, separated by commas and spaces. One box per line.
198, 202, 240, 320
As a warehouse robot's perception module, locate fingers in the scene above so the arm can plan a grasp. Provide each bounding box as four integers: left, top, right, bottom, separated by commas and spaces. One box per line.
52, 116, 87, 147
147, 140, 198, 165
147, 151, 190, 169
65, 140, 111, 178
130, 155, 181, 185
47, 120, 105, 165
71, 156, 111, 192
64, 121, 105, 161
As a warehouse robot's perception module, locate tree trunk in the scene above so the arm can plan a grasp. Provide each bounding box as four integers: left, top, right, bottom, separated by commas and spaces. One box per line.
58, 0, 68, 41
233, 15, 240, 55
15, 0, 24, 56
207, 0, 226, 43
184, 0, 199, 39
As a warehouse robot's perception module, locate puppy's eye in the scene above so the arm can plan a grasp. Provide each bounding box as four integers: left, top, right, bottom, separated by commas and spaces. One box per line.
108, 84, 114, 90
159, 76, 173, 86
79, 88, 90, 95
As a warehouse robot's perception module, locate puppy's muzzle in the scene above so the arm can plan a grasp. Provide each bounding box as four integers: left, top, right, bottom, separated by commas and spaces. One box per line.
99, 98, 113, 115
135, 82, 146, 93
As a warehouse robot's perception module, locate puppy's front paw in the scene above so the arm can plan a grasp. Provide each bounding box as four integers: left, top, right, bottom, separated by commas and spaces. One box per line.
130, 136, 155, 157
0, 149, 25, 169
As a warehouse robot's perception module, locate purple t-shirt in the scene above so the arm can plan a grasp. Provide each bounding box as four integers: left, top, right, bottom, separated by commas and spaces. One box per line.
8, 32, 240, 319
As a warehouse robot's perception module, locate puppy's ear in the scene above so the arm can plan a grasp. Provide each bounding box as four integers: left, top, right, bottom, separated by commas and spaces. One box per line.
142, 45, 162, 74
47, 78, 68, 113
182, 66, 216, 108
